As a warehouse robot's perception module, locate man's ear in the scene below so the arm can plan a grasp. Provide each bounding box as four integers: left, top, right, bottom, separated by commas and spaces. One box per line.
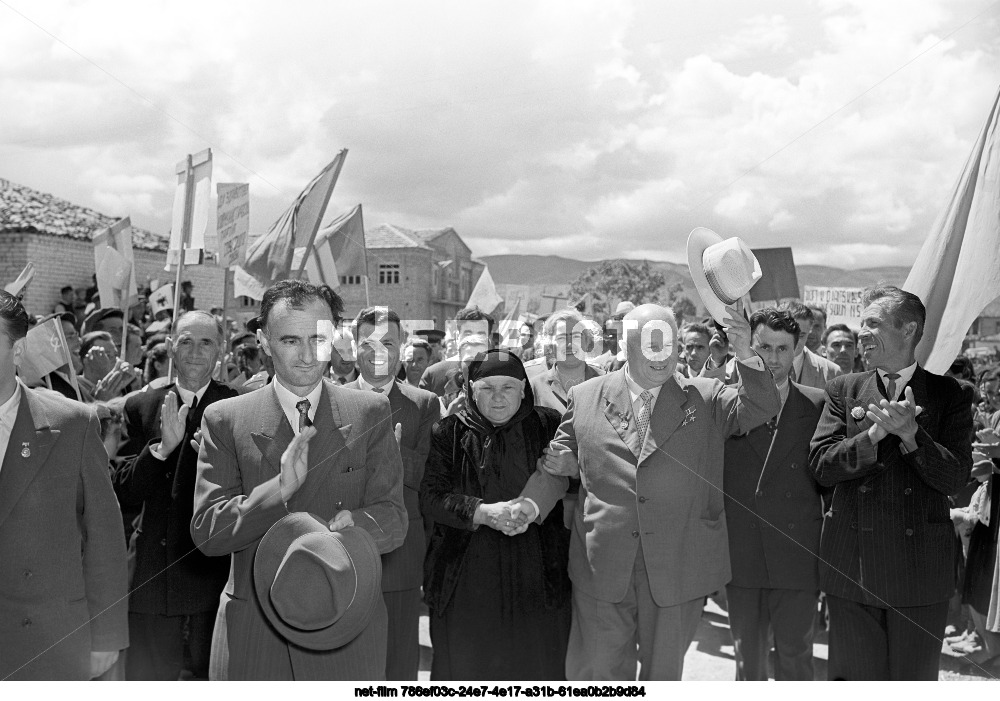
903, 320, 918, 342
257, 329, 271, 357
11, 337, 25, 367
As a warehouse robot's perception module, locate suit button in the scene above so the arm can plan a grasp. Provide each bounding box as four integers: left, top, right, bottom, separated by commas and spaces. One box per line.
335, 501, 343, 510
21, 618, 31, 627
904, 488, 913, 496
756, 490, 763, 498
23, 570, 31, 578
160, 539, 167, 547
638, 496, 647, 503
347, 467, 354, 472
858, 485, 869, 493
905, 528, 914, 536
165, 472, 173, 479
787, 523, 795, 530
790, 463, 797, 469
785, 491, 792, 498
850, 521, 858, 530
631, 531, 639, 538
750, 522, 757, 529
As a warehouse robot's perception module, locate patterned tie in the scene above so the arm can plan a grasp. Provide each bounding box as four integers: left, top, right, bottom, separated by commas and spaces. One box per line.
636, 390, 653, 446
884, 373, 900, 400
295, 399, 312, 432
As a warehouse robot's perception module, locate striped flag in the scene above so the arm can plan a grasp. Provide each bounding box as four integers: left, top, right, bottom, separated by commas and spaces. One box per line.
244, 150, 347, 285
302, 204, 367, 287
93, 217, 138, 310
904, 84, 1000, 373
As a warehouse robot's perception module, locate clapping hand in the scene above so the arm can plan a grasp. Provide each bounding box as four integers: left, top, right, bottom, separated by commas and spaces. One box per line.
866, 387, 923, 446
279, 426, 316, 503
157, 392, 189, 455
393, 422, 402, 445
972, 427, 1000, 459
538, 442, 579, 478
443, 393, 466, 418
83, 344, 115, 383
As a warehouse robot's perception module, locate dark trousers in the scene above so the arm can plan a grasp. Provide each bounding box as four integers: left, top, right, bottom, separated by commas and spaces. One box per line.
826, 595, 949, 680
383, 588, 421, 681
126, 611, 215, 680
726, 585, 818, 681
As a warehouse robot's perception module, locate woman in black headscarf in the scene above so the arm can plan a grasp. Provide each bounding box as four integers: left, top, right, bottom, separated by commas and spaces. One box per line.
421, 349, 571, 681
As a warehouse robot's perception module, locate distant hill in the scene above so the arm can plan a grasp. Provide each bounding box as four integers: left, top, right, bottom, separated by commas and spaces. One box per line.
482, 254, 910, 295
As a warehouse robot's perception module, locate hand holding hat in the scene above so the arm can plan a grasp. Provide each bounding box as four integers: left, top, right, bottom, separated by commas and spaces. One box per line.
721, 302, 755, 361
687, 227, 761, 327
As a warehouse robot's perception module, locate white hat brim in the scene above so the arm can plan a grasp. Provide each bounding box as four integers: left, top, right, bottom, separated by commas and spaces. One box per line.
687, 227, 733, 326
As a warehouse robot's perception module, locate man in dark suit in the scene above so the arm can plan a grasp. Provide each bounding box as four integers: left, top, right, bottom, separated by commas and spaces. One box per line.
810, 285, 972, 680
346, 306, 439, 680
113, 310, 237, 680
780, 303, 842, 390
191, 280, 407, 680
418, 306, 494, 396
0, 291, 128, 680
724, 308, 826, 681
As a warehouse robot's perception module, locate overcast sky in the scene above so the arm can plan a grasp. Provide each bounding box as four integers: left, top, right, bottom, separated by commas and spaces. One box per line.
2, 0, 998, 268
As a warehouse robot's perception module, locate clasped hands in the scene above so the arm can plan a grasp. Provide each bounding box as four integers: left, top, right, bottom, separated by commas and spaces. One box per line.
475, 499, 538, 536
865, 385, 923, 450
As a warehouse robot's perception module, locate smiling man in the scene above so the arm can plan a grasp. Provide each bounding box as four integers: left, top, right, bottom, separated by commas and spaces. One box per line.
522, 302, 780, 680
190, 280, 406, 680
345, 306, 438, 680
723, 309, 826, 681
810, 285, 972, 680
113, 309, 237, 680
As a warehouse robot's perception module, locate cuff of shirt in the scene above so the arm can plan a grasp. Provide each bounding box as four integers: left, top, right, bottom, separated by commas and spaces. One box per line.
738, 356, 765, 371
149, 444, 168, 461
522, 497, 540, 522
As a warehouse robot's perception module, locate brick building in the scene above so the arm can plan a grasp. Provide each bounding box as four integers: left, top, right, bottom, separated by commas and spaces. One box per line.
338, 223, 484, 326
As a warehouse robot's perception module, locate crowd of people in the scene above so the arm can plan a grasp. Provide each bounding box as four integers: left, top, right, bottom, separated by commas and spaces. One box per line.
0, 257, 998, 683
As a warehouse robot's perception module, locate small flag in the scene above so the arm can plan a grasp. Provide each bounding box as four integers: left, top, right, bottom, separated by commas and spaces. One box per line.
166, 149, 213, 269
17, 318, 72, 384
466, 266, 503, 315
93, 217, 139, 310
3, 262, 35, 298
149, 283, 174, 317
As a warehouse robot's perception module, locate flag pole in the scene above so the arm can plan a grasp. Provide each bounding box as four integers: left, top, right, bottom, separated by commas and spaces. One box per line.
218, 266, 233, 382
363, 275, 370, 306
166, 154, 196, 382
294, 149, 348, 280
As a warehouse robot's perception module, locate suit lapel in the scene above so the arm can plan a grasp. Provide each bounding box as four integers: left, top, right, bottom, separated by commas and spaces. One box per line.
909, 366, 933, 431
0, 388, 58, 531
250, 386, 293, 475
602, 371, 641, 458
308, 382, 351, 473
759, 385, 805, 484
638, 375, 687, 465
847, 371, 882, 433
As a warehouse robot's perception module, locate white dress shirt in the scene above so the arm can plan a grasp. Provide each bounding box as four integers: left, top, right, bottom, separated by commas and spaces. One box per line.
0, 381, 23, 476
358, 376, 396, 393
273, 377, 322, 435
876, 362, 918, 399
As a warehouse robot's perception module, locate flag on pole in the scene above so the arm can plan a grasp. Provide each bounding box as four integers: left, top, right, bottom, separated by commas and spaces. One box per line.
166, 149, 212, 269
244, 150, 348, 285
497, 298, 523, 349
466, 266, 503, 315
299, 204, 367, 287
93, 217, 139, 310
3, 262, 35, 298
149, 283, 174, 317
232, 266, 267, 301
17, 317, 73, 385
904, 84, 1000, 374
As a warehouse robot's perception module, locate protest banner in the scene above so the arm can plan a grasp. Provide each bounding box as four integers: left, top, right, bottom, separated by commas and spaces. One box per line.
803, 286, 865, 328
217, 183, 250, 269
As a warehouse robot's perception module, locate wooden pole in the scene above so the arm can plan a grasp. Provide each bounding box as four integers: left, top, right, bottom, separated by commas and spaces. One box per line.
363, 275, 371, 306
166, 154, 195, 382
218, 267, 233, 382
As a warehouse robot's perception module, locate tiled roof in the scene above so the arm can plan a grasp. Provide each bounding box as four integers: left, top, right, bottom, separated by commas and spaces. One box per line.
409, 228, 454, 245
364, 223, 432, 250
1, 178, 169, 251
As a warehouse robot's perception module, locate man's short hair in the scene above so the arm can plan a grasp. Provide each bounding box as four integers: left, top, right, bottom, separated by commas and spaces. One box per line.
821, 323, 857, 346
230, 331, 255, 351
259, 280, 343, 330
544, 308, 586, 337
407, 338, 431, 353
778, 302, 813, 323
171, 309, 224, 341
80, 330, 114, 359
807, 304, 827, 323
0, 290, 30, 343
680, 322, 712, 341
861, 285, 926, 344
181, 280, 194, 291
353, 306, 401, 338
749, 308, 801, 345
455, 306, 495, 336
60, 285, 74, 295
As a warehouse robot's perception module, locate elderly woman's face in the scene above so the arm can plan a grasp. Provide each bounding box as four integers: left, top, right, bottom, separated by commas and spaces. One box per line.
472, 376, 525, 425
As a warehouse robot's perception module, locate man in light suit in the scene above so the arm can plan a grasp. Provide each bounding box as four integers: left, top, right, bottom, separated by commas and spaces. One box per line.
522, 303, 780, 680
810, 285, 971, 680
0, 290, 128, 680
723, 308, 826, 681
190, 280, 407, 680
345, 306, 438, 680
781, 303, 841, 390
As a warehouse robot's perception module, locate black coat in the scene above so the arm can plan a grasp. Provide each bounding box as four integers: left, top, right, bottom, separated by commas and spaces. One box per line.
113, 380, 236, 615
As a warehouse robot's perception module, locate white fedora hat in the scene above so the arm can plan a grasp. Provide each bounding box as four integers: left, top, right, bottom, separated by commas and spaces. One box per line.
686, 227, 762, 326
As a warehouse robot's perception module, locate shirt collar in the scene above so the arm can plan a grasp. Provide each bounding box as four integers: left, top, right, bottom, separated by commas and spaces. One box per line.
0, 381, 22, 431
272, 377, 324, 431
176, 380, 211, 408
623, 366, 664, 405
358, 375, 395, 393
877, 362, 918, 395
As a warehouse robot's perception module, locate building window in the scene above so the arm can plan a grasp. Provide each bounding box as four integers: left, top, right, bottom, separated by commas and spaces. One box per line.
339, 275, 363, 285
378, 263, 400, 284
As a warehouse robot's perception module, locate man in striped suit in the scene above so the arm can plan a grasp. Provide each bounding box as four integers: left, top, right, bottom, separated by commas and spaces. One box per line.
345, 306, 439, 680
810, 285, 972, 680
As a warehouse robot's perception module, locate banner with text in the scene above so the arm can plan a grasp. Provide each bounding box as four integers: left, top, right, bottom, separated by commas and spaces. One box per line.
803, 286, 864, 328
217, 183, 250, 268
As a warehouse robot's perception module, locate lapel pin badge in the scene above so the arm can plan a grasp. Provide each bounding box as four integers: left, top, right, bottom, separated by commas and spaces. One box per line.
21, 442, 30, 458
681, 407, 697, 427
851, 406, 866, 421
616, 410, 630, 431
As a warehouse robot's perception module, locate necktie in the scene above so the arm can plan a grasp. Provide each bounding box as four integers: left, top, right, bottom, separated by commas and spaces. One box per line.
372, 386, 384, 394
884, 373, 900, 400
636, 390, 653, 446
186, 396, 200, 431
295, 399, 312, 432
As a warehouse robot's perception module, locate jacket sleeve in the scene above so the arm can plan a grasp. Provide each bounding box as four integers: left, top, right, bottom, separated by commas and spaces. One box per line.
79, 411, 130, 653
809, 376, 884, 486
519, 391, 576, 521
420, 419, 482, 529
351, 400, 408, 554
898, 381, 972, 495
714, 357, 781, 437
190, 405, 289, 557
398, 396, 439, 492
